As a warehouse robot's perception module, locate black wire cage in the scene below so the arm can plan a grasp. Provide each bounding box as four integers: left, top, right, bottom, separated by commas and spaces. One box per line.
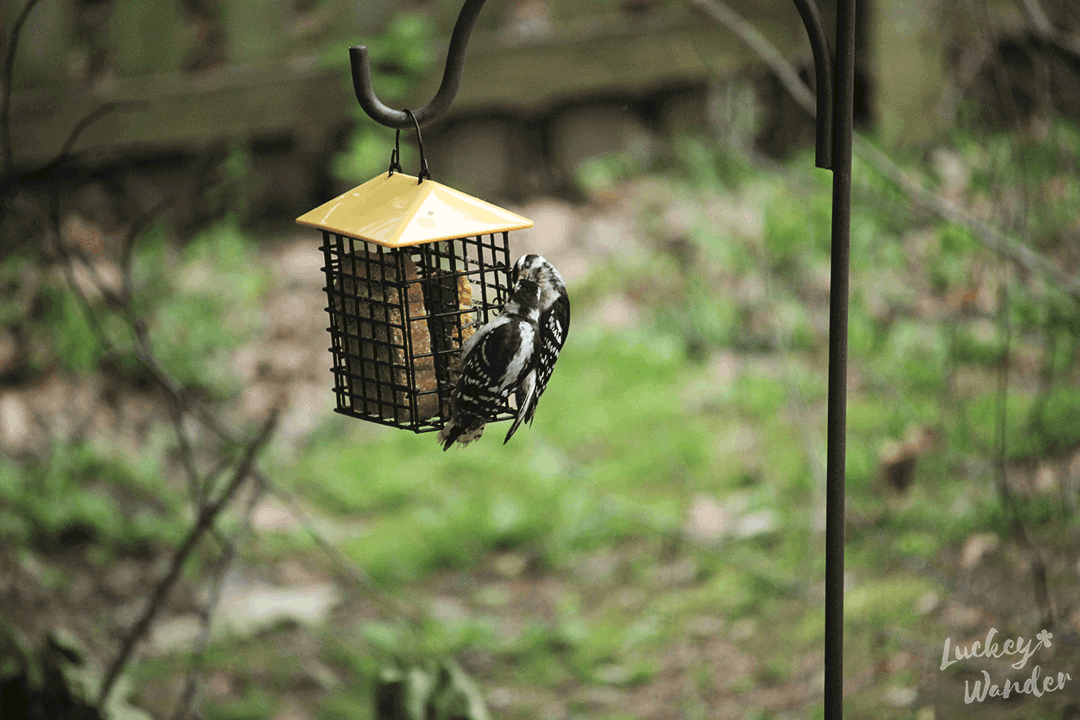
297, 171, 534, 433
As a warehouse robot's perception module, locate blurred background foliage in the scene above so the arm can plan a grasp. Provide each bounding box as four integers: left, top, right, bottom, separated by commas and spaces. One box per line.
2, 0, 1080, 719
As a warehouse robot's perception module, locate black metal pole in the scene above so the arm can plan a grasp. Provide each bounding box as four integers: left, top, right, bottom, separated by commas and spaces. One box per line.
825, 0, 855, 718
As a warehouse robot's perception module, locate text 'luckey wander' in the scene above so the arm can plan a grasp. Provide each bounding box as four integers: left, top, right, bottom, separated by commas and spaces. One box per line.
940, 628, 1071, 704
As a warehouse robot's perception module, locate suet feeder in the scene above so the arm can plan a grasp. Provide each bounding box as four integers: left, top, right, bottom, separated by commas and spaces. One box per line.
296, 169, 533, 433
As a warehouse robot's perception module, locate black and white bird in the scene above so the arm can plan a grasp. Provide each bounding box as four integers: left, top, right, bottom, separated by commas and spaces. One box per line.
438, 254, 570, 450
510, 254, 570, 429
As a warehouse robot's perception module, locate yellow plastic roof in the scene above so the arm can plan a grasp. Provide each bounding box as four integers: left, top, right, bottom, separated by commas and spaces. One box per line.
295, 172, 533, 247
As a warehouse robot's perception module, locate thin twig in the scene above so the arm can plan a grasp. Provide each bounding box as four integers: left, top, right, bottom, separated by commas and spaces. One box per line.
993, 259, 1013, 523
1018, 0, 1080, 58
168, 477, 265, 720
854, 131, 1080, 300
264, 481, 424, 626
60, 103, 139, 164
54, 230, 422, 626
906, 24, 1077, 299
49, 195, 211, 509
0, 12, 415, 717
118, 197, 169, 299
689, 0, 1080, 302
691, 0, 1069, 632
28, 102, 145, 222
167, 398, 205, 507
687, 0, 816, 114
50, 202, 248, 461
98, 409, 279, 709
985, 38, 1059, 629
41, 188, 422, 630
1, 0, 45, 176
2, 97, 140, 201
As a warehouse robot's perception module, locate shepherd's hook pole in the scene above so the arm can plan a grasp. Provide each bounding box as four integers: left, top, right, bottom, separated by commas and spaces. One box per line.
825, 0, 856, 718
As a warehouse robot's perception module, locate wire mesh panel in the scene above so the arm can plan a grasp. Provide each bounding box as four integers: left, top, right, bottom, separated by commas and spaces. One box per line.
321, 231, 516, 432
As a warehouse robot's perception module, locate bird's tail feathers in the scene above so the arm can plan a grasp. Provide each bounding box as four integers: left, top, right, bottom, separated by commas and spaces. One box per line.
439, 418, 485, 450
504, 373, 537, 444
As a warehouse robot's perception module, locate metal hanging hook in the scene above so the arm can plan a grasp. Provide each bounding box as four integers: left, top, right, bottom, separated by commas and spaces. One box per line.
386, 111, 431, 181
387, 127, 404, 176
403, 109, 431, 182
351, 0, 489, 129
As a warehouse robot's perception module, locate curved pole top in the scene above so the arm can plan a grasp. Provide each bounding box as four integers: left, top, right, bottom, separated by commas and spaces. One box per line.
351, 0, 488, 129
351, 0, 833, 169
791, 0, 834, 169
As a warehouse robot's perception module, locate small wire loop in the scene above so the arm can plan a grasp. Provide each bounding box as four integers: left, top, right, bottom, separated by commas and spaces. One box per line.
404, 109, 431, 183
387, 127, 404, 176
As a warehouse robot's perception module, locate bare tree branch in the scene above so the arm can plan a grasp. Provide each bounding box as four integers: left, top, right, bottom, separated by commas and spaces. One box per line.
687, 0, 816, 114
935, 40, 993, 126
168, 477, 265, 720
265, 481, 425, 625
40, 192, 424, 628
98, 408, 279, 709
853, 139, 1080, 299
36, 185, 423, 706
1018, 0, 1080, 58
689, 0, 1080, 302
168, 396, 205, 506
0, 7, 428, 719
1, 0, 45, 176
56, 103, 144, 171
691, 0, 1068, 632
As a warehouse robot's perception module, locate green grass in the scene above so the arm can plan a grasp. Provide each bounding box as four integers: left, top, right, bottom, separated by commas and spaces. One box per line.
31, 218, 269, 397
7, 122, 1080, 720
260, 131, 1080, 718
285, 328, 723, 585
2, 221, 271, 556
0, 437, 184, 551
